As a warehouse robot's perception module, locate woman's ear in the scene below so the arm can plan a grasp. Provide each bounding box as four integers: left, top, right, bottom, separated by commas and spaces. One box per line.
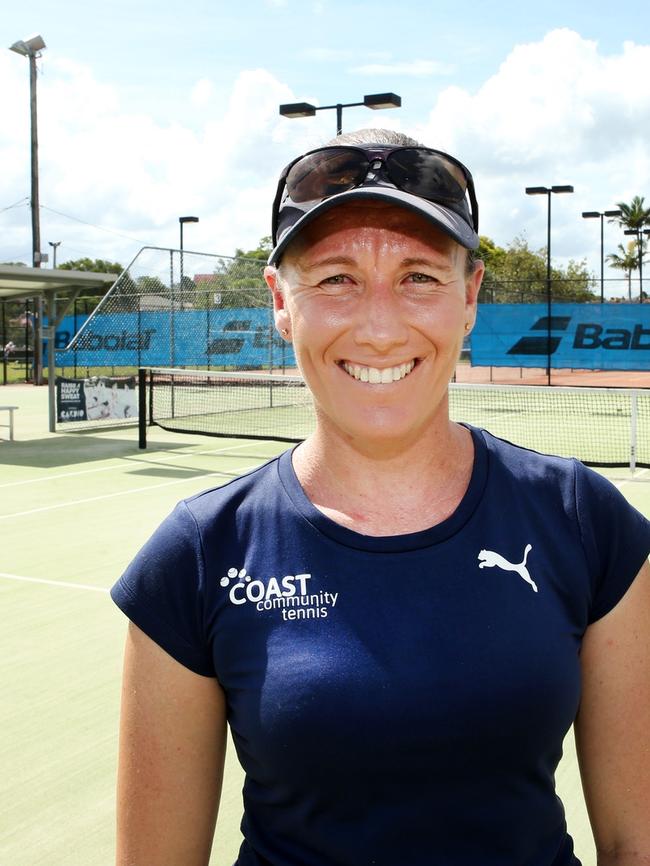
264, 265, 291, 341
464, 258, 484, 331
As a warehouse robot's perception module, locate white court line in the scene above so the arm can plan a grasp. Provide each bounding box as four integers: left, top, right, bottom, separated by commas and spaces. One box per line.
0, 571, 109, 593
0, 440, 264, 489
613, 467, 650, 489
0, 462, 263, 521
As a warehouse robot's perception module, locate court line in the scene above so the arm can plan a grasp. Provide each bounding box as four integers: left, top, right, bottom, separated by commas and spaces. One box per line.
0, 571, 109, 593
613, 467, 650, 489
0, 461, 263, 520
0, 440, 265, 489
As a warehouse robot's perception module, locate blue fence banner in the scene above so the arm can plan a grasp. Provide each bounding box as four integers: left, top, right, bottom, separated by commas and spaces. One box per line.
49, 307, 296, 369
471, 304, 650, 370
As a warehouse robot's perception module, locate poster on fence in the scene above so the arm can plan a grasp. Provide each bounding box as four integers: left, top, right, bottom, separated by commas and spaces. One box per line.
56, 376, 138, 424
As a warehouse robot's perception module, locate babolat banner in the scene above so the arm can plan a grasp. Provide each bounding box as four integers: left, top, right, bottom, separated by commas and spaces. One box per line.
55, 308, 295, 369
56, 376, 138, 424
472, 304, 650, 370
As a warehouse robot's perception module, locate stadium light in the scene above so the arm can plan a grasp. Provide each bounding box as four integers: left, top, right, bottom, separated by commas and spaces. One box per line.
582, 209, 622, 303
9, 35, 46, 268
525, 184, 574, 384
10, 33, 46, 386
179, 215, 199, 252
623, 226, 650, 303
48, 241, 61, 269
279, 92, 401, 136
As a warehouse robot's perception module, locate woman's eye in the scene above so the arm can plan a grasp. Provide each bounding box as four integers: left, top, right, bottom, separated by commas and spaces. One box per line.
319, 274, 354, 293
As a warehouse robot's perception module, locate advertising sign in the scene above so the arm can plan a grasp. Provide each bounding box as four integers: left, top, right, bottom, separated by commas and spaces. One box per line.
471, 304, 650, 370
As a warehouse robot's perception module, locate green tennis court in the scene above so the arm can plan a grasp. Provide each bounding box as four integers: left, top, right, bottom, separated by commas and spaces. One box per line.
2, 384, 649, 865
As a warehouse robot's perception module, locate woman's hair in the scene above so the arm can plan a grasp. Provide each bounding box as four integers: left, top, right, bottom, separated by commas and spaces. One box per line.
323, 128, 423, 148
278, 127, 478, 278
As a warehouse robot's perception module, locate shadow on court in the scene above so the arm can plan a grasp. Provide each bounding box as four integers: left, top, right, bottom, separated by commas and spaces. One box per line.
0, 435, 186, 468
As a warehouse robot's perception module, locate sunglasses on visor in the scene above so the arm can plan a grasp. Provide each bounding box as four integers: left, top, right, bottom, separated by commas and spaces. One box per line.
271, 145, 479, 242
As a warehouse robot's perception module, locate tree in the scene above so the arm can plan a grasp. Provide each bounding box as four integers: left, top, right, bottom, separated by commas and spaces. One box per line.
607, 241, 641, 301
59, 257, 124, 275
610, 195, 650, 231
477, 235, 595, 303
193, 238, 272, 310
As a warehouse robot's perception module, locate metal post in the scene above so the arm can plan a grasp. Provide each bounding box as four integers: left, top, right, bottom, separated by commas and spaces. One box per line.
29, 54, 41, 269
1, 301, 6, 386
336, 103, 343, 135
47, 294, 56, 432
546, 191, 552, 386
169, 250, 175, 367
138, 367, 147, 449
599, 214, 604, 303
630, 391, 638, 473
24, 299, 30, 382
639, 234, 644, 303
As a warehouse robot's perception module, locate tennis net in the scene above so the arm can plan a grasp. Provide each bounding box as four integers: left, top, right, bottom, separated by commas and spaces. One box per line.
138, 367, 650, 469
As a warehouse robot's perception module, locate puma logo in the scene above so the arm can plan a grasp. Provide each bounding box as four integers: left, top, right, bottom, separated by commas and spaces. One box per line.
477, 544, 538, 593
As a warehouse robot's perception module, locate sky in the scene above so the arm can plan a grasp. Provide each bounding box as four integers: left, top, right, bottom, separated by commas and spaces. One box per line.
2, 0, 649, 293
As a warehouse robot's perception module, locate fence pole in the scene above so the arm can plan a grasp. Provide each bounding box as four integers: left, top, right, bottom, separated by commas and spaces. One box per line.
24, 299, 30, 382
138, 367, 147, 449
1, 301, 6, 385
630, 391, 638, 473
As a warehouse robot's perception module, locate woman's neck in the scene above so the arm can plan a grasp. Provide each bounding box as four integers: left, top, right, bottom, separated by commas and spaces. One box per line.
292, 421, 475, 536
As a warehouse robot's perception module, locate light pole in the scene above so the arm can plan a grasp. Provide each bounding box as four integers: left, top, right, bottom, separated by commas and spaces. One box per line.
525, 185, 574, 385
279, 92, 401, 136
174, 216, 199, 366
48, 241, 61, 268
623, 227, 650, 303
10, 33, 46, 385
581, 209, 621, 302
10, 34, 46, 267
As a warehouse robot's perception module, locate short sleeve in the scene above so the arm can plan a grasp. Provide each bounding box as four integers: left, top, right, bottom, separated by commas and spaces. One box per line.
574, 461, 650, 623
110, 501, 216, 677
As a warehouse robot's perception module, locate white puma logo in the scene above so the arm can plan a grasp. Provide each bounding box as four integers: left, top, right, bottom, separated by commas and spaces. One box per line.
477, 544, 538, 593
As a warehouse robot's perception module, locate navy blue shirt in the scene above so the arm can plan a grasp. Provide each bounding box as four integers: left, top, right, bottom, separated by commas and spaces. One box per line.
111, 427, 650, 866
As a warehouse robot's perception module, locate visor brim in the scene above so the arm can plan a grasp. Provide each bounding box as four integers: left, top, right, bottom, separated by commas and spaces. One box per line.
268, 186, 479, 266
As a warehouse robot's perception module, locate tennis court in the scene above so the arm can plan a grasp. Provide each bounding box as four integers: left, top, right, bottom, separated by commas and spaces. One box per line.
2, 383, 649, 865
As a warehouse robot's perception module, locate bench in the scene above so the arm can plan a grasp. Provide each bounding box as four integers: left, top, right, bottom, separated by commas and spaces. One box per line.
0, 406, 18, 441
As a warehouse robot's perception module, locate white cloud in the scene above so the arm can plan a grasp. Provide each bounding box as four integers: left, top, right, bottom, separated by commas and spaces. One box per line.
413, 29, 650, 282
0, 55, 321, 266
2, 28, 649, 295
351, 59, 454, 77
190, 78, 214, 108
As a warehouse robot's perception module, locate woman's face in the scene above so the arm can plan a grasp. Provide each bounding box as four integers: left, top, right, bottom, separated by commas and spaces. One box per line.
265, 202, 484, 451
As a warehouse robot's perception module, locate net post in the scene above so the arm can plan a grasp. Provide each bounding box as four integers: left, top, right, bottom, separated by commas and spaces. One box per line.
138, 367, 147, 449
630, 390, 638, 473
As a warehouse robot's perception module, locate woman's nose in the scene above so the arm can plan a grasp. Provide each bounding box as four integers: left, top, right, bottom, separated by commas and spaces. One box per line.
353, 285, 409, 352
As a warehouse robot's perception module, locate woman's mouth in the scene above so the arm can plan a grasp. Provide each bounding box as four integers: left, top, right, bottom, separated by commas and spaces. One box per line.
339, 360, 416, 384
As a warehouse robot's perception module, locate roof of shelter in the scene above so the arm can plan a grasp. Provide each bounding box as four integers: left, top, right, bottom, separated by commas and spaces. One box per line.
0, 264, 116, 302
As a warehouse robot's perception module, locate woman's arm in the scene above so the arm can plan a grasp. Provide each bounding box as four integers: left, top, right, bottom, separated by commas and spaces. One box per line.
576, 560, 650, 866
116, 622, 227, 866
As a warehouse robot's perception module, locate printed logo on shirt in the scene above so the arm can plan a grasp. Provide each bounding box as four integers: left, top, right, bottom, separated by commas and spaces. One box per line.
477, 544, 538, 592
219, 566, 339, 621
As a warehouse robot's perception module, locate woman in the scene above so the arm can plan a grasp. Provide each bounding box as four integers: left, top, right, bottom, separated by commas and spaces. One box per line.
112, 129, 650, 866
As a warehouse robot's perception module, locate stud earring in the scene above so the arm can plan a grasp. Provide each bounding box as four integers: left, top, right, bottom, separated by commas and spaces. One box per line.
464, 322, 471, 332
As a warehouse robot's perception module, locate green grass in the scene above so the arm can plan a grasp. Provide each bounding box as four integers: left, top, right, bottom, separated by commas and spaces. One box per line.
1, 384, 649, 864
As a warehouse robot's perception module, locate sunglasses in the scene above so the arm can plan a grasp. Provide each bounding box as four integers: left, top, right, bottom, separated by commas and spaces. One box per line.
272, 144, 479, 242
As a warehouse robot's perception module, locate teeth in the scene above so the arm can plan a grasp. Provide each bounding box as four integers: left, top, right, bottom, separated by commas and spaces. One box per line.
341, 360, 415, 384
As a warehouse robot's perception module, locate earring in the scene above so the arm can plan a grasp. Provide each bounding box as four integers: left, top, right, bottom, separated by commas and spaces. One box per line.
464, 322, 470, 332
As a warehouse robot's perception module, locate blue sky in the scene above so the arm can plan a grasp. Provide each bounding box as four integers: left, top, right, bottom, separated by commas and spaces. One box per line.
2, 0, 650, 293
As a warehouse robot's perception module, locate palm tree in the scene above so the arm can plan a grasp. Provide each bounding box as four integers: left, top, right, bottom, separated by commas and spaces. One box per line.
606, 241, 639, 300
609, 195, 650, 230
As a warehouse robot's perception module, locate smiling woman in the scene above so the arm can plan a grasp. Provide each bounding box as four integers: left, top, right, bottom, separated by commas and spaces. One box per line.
111, 128, 650, 866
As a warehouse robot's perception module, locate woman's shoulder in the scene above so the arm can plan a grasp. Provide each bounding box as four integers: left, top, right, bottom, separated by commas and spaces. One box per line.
181, 448, 291, 528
